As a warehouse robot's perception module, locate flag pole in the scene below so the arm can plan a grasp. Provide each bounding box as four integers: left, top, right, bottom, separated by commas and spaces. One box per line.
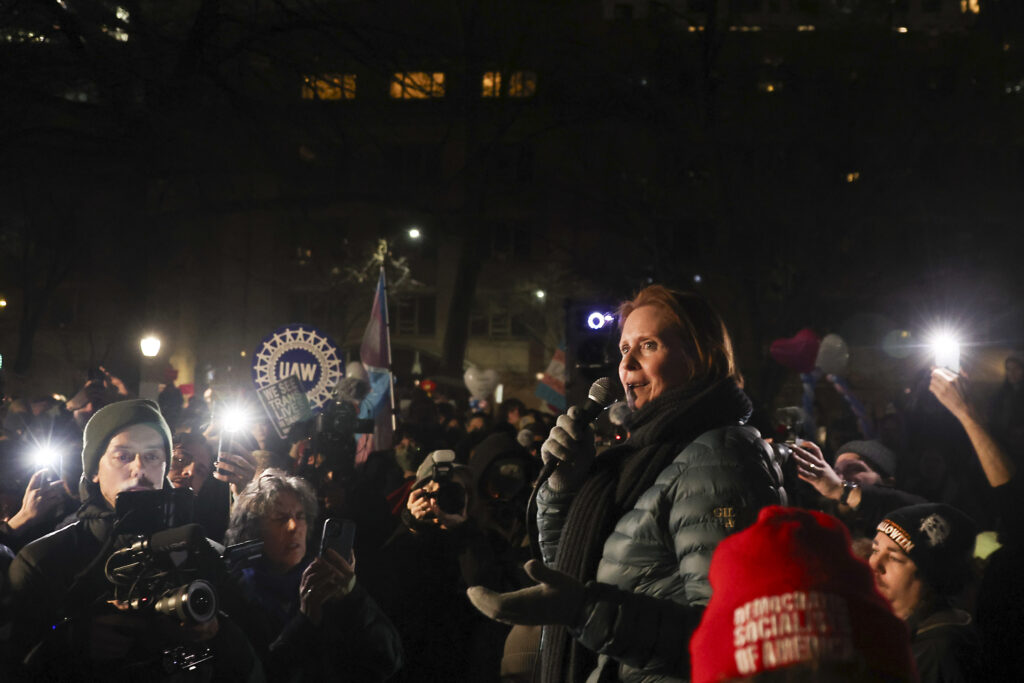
379, 240, 397, 436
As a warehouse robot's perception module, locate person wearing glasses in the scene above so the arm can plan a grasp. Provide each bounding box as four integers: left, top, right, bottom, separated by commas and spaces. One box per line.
4, 399, 261, 681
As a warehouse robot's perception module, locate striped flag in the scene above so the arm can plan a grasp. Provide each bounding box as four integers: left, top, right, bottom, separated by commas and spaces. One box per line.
535, 346, 567, 411
356, 268, 395, 463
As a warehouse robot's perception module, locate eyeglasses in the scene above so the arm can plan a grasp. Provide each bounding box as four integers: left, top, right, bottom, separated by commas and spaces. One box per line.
105, 450, 165, 468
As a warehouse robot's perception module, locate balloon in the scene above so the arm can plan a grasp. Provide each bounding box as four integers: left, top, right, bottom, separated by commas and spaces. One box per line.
882, 329, 914, 359
464, 366, 499, 400
769, 328, 821, 373
816, 334, 849, 376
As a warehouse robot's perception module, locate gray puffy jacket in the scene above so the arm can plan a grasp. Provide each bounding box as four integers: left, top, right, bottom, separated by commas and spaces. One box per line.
537, 424, 785, 682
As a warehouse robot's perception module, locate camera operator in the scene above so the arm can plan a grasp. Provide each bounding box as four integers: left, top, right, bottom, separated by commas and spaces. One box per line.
4, 399, 262, 682
374, 450, 515, 682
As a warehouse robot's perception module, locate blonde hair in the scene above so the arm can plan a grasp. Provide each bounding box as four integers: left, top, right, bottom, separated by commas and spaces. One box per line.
617, 285, 740, 385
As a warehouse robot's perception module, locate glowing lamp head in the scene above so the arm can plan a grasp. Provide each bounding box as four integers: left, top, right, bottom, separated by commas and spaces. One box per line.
140, 336, 161, 357
220, 406, 249, 433
31, 444, 60, 471
408, 227, 422, 240
929, 331, 961, 372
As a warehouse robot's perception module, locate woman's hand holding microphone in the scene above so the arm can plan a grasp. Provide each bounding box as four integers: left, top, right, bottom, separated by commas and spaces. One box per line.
540, 406, 597, 493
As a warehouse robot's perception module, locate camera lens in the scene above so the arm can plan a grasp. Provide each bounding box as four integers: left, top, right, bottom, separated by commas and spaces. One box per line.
191, 587, 213, 614
154, 580, 217, 623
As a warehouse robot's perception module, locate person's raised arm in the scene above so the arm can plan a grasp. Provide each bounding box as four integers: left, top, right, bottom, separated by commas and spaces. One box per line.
930, 367, 1015, 487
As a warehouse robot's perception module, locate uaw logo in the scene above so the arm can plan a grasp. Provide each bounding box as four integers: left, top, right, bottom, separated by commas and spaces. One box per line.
252, 324, 344, 413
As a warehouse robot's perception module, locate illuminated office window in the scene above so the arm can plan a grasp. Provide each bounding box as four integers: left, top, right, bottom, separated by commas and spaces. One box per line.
507, 71, 537, 98
301, 74, 356, 100
482, 71, 502, 97
390, 72, 446, 99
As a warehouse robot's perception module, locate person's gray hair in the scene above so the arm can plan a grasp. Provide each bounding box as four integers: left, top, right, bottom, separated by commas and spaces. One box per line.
225, 468, 319, 546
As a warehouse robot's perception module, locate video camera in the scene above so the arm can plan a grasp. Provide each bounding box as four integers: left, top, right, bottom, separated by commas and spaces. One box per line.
105, 523, 218, 625
303, 392, 374, 480
106, 490, 262, 670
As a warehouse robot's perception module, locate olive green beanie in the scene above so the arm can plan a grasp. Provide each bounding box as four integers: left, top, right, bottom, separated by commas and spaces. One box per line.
81, 399, 173, 481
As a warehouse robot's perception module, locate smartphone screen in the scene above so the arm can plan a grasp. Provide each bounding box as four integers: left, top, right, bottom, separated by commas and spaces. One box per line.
319, 518, 356, 563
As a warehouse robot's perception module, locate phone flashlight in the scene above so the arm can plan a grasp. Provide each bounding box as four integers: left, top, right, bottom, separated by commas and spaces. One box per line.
30, 444, 60, 471
930, 333, 960, 373
220, 406, 249, 434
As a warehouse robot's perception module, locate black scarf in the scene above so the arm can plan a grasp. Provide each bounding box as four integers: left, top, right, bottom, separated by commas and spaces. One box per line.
540, 378, 752, 683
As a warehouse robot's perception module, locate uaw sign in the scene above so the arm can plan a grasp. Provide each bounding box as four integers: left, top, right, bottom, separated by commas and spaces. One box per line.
256, 375, 313, 439
251, 324, 344, 413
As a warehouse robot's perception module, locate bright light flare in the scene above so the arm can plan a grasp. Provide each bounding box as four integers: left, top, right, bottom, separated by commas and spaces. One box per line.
31, 444, 60, 470
220, 406, 250, 433
140, 335, 161, 357
408, 227, 422, 240
928, 331, 961, 372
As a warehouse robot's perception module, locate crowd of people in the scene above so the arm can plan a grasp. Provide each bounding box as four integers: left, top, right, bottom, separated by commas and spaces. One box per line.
0, 284, 1022, 682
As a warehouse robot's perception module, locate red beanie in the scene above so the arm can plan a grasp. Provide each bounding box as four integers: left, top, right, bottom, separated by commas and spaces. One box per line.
690, 506, 915, 683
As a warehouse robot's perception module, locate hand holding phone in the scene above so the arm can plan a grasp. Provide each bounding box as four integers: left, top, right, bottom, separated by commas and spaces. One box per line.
319, 518, 356, 564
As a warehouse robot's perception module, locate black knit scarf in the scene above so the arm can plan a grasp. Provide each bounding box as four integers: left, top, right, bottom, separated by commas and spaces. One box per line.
539, 378, 752, 683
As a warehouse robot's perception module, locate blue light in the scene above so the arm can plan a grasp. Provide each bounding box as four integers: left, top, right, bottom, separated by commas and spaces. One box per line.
587, 312, 616, 330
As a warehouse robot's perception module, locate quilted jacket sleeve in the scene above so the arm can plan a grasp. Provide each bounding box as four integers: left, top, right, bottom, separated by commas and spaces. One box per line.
535, 482, 576, 566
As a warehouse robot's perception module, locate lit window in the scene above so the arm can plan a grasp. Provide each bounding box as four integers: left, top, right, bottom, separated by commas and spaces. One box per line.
302, 74, 356, 100
101, 25, 129, 41
508, 71, 537, 98
2, 28, 50, 44
846, 172, 860, 183
482, 71, 501, 97
960, 0, 980, 14
390, 72, 446, 99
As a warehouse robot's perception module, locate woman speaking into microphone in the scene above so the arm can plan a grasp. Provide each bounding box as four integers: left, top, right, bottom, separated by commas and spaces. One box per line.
468, 285, 787, 683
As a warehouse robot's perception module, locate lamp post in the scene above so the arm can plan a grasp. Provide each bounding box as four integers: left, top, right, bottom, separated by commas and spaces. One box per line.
139, 335, 162, 401
140, 335, 161, 357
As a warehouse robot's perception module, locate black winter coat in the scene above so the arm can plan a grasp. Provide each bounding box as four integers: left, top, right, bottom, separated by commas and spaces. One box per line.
6, 499, 262, 682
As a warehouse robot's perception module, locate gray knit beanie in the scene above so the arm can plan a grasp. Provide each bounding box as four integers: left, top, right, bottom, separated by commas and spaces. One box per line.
81, 399, 173, 483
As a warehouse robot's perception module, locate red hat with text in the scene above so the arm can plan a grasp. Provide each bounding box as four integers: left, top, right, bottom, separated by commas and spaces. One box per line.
690, 506, 915, 683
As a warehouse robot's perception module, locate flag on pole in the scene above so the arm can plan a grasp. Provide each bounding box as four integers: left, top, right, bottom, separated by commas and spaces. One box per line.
356, 267, 395, 464
535, 345, 567, 412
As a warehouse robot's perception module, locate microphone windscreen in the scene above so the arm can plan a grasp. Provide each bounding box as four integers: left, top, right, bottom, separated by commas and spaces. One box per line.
149, 523, 204, 553
587, 377, 624, 409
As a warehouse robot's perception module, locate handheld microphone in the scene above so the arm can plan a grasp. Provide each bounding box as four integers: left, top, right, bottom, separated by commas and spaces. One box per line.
538, 377, 624, 480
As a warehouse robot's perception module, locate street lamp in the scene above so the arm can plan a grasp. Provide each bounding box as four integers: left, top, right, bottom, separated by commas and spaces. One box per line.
407, 227, 422, 240
140, 335, 161, 358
